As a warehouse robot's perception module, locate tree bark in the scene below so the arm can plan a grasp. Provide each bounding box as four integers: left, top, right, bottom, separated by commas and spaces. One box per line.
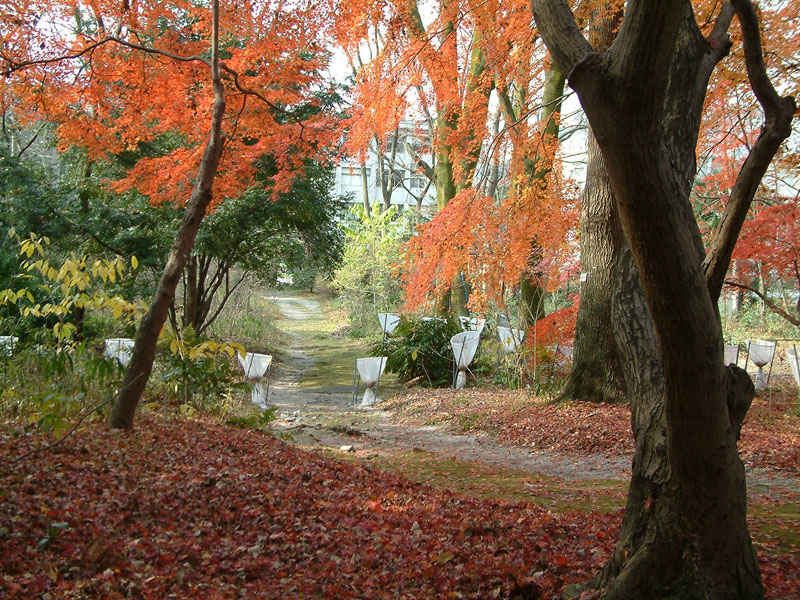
359, 162, 371, 217
562, 127, 626, 402
183, 255, 199, 330
562, 0, 625, 403
532, 0, 795, 596
109, 0, 226, 429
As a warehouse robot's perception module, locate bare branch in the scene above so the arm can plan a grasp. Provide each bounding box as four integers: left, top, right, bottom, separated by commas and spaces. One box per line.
703, 0, 796, 301
724, 280, 799, 327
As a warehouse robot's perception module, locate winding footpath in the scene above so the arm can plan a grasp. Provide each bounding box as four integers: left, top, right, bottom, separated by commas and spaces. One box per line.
263, 294, 799, 499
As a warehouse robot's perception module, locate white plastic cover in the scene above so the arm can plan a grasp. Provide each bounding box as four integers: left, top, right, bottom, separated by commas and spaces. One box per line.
451, 331, 481, 369
786, 346, 800, 387
724, 344, 739, 367
0, 336, 18, 356
459, 316, 486, 333
104, 338, 135, 366
747, 339, 776, 367
356, 357, 387, 406
248, 382, 267, 406
497, 326, 524, 354
555, 344, 573, 367
238, 352, 273, 380
378, 313, 401, 335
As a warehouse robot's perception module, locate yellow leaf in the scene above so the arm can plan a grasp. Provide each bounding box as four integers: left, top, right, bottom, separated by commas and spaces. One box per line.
131, 256, 138, 270
436, 551, 453, 564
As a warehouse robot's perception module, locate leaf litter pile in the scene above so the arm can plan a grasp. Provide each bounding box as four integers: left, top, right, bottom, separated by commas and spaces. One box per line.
2, 417, 614, 599
1, 413, 798, 599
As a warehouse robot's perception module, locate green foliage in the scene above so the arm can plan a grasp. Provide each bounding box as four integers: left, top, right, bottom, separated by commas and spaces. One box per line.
225, 406, 278, 431
0, 342, 124, 437
155, 326, 247, 412
722, 297, 799, 342
0, 232, 142, 345
375, 316, 460, 387
332, 204, 413, 335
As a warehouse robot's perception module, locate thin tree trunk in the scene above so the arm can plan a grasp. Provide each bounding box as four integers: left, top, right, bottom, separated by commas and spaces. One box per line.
360, 162, 371, 217
519, 65, 566, 328
109, 0, 226, 429
183, 255, 199, 330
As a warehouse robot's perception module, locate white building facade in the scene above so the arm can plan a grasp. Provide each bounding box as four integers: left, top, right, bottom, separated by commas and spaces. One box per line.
334, 122, 437, 210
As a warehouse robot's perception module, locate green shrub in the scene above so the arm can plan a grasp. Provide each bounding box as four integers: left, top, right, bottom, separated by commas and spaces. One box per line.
374, 316, 460, 387
154, 326, 247, 413
0, 341, 124, 436
225, 406, 278, 431
332, 204, 412, 336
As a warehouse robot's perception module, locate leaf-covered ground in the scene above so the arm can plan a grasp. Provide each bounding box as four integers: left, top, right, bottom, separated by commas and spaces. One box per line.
1, 415, 798, 599
384, 389, 800, 476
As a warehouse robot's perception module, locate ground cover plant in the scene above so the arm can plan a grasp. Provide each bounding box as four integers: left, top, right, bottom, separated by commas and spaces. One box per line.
1, 415, 798, 599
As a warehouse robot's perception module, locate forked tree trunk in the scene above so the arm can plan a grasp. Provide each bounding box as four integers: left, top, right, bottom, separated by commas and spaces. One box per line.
532, 0, 795, 597
109, 1, 226, 429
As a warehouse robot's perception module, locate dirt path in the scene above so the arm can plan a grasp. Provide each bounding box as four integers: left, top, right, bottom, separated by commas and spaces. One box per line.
262, 295, 630, 483
263, 293, 800, 500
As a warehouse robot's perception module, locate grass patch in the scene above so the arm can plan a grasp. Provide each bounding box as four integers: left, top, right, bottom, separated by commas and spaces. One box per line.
273, 293, 405, 396
342, 447, 627, 514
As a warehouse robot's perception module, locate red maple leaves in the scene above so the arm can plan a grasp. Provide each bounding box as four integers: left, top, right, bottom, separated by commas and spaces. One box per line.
1, 407, 797, 598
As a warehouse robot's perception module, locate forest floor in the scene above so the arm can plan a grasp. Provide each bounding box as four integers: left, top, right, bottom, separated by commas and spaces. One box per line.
1, 291, 799, 598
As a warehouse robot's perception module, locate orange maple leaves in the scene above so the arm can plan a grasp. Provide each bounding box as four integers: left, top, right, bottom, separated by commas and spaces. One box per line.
2, 0, 339, 206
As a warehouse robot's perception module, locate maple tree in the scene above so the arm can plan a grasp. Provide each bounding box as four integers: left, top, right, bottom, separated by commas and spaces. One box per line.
338, 0, 575, 317
1, 0, 338, 428
533, 1, 795, 598
728, 197, 800, 326
340, 0, 581, 321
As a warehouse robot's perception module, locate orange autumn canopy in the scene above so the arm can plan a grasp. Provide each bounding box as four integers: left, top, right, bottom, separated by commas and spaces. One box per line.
0, 0, 340, 205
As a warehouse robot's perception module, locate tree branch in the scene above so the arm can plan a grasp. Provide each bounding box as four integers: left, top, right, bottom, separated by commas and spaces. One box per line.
404, 140, 434, 182
724, 280, 799, 326
198, 272, 247, 335
530, 0, 594, 78
2, 34, 305, 133
703, 0, 796, 301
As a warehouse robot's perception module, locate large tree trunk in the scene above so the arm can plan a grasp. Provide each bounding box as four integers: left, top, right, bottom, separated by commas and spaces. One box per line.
593, 242, 756, 597
533, 0, 795, 596
562, 128, 625, 402
109, 1, 226, 429
562, 0, 625, 403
